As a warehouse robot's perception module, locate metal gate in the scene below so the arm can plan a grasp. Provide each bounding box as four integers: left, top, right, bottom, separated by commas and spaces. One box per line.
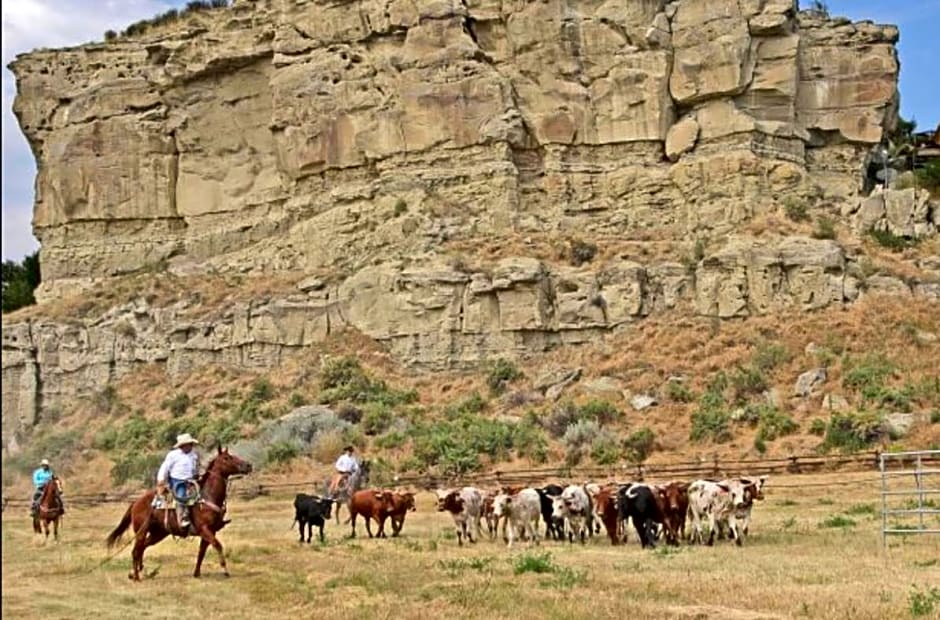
880, 449, 940, 546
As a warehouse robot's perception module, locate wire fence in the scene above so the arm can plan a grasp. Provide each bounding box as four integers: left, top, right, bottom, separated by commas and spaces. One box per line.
4, 449, 921, 510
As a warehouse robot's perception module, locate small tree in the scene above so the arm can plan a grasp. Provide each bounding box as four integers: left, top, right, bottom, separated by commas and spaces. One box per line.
1, 250, 41, 313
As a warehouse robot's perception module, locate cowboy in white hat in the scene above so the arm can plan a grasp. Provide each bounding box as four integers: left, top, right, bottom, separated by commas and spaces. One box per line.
30, 458, 61, 517
156, 433, 200, 532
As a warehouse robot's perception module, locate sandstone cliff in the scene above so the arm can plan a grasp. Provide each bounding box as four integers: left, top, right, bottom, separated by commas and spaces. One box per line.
4, 0, 939, 453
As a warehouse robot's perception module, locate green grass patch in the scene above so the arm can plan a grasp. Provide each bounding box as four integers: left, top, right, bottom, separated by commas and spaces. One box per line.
819, 515, 856, 528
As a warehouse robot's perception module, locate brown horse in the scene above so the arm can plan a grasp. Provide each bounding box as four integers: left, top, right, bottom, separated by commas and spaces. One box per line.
105, 447, 252, 581
33, 477, 64, 543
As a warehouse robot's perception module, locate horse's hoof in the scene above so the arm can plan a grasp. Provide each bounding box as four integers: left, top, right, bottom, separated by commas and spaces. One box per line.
223, 572, 230, 578
193, 573, 201, 579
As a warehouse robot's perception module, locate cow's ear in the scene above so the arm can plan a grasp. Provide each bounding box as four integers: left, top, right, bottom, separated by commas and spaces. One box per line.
678, 482, 689, 491
718, 484, 730, 492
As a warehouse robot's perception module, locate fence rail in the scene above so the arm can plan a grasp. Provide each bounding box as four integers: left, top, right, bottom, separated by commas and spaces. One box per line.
880, 449, 940, 547
2, 449, 915, 510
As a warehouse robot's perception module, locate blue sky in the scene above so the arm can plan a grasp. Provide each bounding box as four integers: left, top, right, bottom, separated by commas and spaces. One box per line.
2, 0, 938, 261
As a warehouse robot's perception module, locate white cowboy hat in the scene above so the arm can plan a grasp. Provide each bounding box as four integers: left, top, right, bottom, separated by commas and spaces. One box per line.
173, 433, 200, 448
40, 458, 50, 466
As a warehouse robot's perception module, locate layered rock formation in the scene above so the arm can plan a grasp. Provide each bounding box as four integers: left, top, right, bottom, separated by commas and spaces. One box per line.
6, 0, 939, 451
11, 0, 903, 296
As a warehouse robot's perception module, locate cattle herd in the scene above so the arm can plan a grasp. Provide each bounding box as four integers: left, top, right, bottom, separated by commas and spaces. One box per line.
292, 476, 768, 549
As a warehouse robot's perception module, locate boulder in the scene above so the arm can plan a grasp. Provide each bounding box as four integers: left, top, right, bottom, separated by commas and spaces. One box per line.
630, 394, 658, 411
665, 117, 700, 162
794, 368, 827, 397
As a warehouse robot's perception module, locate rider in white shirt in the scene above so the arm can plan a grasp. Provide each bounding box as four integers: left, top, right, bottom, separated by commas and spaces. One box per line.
330, 446, 359, 497
156, 433, 200, 530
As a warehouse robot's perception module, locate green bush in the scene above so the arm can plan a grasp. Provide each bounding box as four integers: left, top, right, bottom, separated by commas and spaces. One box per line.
753, 341, 791, 371
289, 392, 307, 407
104, 29, 118, 41
909, 585, 940, 618
623, 427, 655, 463
753, 437, 767, 454
590, 434, 621, 465
375, 430, 407, 450
486, 358, 523, 395
318, 357, 417, 406
915, 159, 940, 195
690, 408, 732, 443
821, 411, 885, 452
161, 392, 192, 417
569, 239, 598, 266
361, 404, 394, 436
754, 406, 799, 442
812, 216, 836, 240
842, 353, 895, 392
930, 411, 940, 425
250, 378, 275, 402
393, 199, 408, 216
690, 374, 732, 443
665, 381, 695, 403
578, 399, 620, 425
443, 392, 486, 418
265, 440, 300, 466
869, 228, 920, 252
783, 198, 810, 222
730, 365, 768, 402
409, 411, 541, 475
809, 418, 827, 436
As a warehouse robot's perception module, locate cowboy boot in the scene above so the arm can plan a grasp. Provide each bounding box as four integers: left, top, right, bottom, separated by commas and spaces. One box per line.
176, 503, 190, 533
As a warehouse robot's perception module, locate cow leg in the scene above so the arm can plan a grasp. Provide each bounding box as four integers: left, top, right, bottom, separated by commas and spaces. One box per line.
506, 520, 515, 549
364, 516, 375, 538
349, 511, 357, 538
298, 519, 305, 543
706, 513, 717, 546
729, 515, 742, 547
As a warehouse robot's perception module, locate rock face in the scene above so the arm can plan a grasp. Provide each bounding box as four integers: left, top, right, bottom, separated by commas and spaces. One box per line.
10, 0, 901, 297
5, 1, 937, 452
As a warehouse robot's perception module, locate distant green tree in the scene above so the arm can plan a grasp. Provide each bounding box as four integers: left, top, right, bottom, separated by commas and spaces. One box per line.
1, 250, 41, 313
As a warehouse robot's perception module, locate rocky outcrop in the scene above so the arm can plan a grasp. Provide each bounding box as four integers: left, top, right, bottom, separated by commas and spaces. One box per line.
5, 234, 939, 450
9, 0, 902, 299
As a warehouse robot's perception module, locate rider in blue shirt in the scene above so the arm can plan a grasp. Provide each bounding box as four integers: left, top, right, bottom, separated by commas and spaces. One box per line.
31, 459, 61, 517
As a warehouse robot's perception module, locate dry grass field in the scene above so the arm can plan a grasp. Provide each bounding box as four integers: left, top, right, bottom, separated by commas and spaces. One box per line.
3, 472, 939, 620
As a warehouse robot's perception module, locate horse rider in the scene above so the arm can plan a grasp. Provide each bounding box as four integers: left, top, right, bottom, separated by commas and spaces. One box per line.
31, 458, 63, 517
329, 445, 360, 497
156, 433, 200, 531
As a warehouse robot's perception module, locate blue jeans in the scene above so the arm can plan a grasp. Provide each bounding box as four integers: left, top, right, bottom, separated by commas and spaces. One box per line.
168, 477, 194, 503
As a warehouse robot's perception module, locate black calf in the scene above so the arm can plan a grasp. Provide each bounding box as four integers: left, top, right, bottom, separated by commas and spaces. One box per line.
537, 484, 565, 540
293, 493, 334, 543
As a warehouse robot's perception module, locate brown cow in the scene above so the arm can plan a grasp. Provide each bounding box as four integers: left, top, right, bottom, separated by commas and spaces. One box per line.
658, 481, 690, 545
347, 489, 394, 538
381, 491, 416, 537
592, 487, 621, 545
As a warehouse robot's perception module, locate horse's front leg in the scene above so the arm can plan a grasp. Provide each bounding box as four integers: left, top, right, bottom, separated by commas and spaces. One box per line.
193, 538, 209, 578
53, 517, 59, 543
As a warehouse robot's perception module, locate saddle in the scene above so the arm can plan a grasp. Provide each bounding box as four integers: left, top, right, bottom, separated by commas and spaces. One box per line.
152, 480, 200, 509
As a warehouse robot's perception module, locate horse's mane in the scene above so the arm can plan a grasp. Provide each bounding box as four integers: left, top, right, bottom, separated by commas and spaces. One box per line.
199, 456, 217, 487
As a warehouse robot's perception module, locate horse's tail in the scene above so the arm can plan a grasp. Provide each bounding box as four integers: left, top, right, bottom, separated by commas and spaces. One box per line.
105, 504, 133, 549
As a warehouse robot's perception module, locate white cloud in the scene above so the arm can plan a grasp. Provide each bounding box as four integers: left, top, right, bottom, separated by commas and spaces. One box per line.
1, 0, 176, 262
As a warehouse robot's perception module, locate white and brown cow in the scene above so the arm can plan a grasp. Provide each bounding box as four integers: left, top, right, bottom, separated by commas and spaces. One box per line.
687, 479, 760, 546
552, 485, 593, 544
720, 476, 767, 540
493, 488, 542, 549
435, 487, 483, 546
